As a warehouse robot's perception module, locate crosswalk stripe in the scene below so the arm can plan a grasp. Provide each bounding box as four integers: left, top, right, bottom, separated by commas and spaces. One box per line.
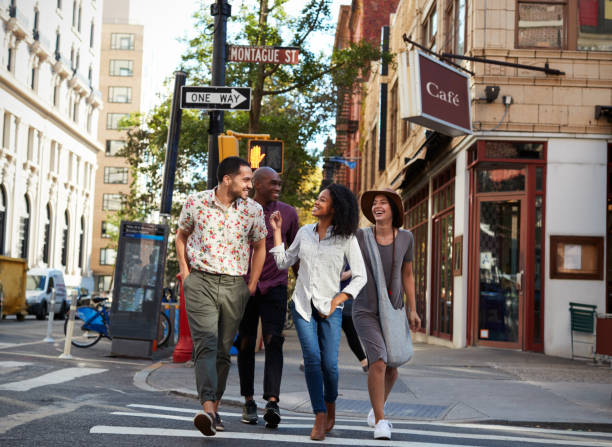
90, 425, 482, 446
108, 411, 612, 447
0, 361, 31, 368
0, 367, 107, 391
125, 404, 612, 440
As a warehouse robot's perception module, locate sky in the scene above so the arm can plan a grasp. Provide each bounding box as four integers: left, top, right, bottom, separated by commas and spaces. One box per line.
129, 0, 347, 113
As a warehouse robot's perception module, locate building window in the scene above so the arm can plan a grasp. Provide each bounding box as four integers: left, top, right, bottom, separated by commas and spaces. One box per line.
78, 216, 84, 269
43, 203, 51, 264
96, 275, 112, 292
89, 21, 94, 48
53, 82, 60, 107
106, 113, 129, 130
406, 185, 429, 332
445, 0, 466, 54
106, 139, 126, 156
0, 186, 6, 255
72, 98, 79, 123
19, 195, 31, 261
77, 3, 82, 32
61, 210, 69, 267
55, 31, 61, 59
423, 5, 438, 51
100, 248, 117, 265
101, 221, 117, 238
57, 0, 62, 9
72, 1, 77, 28
369, 127, 377, 187
111, 33, 135, 50
578, 0, 612, 50
517, 0, 565, 49
6, 47, 14, 72
108, 86, 132, 103
2, 113, 9, 149
104, 167, 128, 184
109, 60, 133, 76
102, 193, 124, 211
33, 9, 39, 38
389, 83, 398, 160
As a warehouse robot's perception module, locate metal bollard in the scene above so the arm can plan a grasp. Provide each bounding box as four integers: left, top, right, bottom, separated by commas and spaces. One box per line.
43, 288, 56, 342
59, 290, 78, 359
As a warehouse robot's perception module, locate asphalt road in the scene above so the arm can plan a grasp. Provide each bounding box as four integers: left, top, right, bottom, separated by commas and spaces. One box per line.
1, 317, 611, 447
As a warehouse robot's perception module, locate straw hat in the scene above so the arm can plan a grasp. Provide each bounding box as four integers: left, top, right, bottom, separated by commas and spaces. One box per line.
360, 188, 404, 227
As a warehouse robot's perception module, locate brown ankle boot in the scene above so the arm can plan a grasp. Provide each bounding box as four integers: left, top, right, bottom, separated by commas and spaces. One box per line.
325, 402, 335, 432
310, 412, 326, 441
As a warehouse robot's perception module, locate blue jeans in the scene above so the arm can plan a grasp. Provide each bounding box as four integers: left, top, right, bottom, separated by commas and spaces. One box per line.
291, 300, 342, 413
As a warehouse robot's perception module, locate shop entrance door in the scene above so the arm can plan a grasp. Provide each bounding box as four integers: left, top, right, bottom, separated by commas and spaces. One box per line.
476, 197, 526, 348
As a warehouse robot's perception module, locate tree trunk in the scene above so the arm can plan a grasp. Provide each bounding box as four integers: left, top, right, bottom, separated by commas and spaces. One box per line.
249, 0, 269, 134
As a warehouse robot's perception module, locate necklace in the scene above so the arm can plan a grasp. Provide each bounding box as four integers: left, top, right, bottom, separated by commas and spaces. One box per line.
373, 226, 396, 297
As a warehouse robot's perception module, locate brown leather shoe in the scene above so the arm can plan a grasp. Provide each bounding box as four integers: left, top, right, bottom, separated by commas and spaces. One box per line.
325, 402, 335, 432
310, 412, 326, 441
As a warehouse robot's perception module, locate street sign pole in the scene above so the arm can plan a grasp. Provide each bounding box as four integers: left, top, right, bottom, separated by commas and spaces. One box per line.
160, 71, 186, 221
208, 0, 231, 189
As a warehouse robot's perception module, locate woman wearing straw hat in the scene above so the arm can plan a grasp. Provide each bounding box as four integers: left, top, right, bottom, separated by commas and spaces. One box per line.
353, 188, 421, 440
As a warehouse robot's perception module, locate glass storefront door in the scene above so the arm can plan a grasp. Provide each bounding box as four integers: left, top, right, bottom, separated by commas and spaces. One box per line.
476, 198, 525, 347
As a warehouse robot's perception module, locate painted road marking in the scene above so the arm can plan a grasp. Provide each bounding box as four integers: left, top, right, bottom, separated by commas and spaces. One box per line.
108, 411, 612, 447
0, 367, 107, 391
91, 425, 482, 446
125, 404, 612, 439
0, 361, 31, 368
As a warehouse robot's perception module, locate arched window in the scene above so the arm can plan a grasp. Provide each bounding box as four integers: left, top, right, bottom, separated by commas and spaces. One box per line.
0, 186, 6, 255
61, 210, 69, 267
43, 203, 52, 264
19, 195, 30, 261
78, 215, 84, 269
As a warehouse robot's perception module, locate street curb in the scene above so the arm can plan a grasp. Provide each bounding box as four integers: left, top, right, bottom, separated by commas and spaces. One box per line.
476, 420, 612, 433
134, 361, 164, 392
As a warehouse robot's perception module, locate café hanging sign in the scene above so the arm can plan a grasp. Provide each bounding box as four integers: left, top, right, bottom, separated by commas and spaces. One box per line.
399, 50, 472, 136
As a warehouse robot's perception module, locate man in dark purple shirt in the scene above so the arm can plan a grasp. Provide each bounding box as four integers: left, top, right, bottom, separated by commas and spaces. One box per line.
238, 167, 299, 429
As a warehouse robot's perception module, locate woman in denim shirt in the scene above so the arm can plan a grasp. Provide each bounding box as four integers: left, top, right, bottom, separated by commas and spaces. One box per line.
270, 183, 366, 441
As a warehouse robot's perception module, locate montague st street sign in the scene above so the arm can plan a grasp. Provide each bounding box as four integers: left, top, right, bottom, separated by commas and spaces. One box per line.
180, 86, 251, 111
227, 45, 300, 65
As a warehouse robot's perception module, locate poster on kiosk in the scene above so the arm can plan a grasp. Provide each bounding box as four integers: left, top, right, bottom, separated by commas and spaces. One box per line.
110, 221, 169, 358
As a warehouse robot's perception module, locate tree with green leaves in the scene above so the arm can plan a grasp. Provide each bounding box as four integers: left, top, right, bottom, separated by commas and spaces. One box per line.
113, 0, 389, 281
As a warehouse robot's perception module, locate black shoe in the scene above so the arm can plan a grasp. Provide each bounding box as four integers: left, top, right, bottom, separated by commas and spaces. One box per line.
215, 412, 225, 431
193, 412, 216, 436
241, 400, 258, 424
263, 401, 281, 428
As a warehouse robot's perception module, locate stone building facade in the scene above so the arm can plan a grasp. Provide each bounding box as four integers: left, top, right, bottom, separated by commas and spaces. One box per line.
0, 0, 103, 290
339, 0, 612, 358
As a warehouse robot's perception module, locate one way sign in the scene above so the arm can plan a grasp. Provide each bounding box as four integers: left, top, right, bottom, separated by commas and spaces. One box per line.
180, 86, 251, 111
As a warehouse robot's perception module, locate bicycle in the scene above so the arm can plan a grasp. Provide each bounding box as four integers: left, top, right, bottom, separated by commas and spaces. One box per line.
63, 296, 171, 348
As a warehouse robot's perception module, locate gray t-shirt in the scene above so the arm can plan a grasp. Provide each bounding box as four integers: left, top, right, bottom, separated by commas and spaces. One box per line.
354, 227, 414, 313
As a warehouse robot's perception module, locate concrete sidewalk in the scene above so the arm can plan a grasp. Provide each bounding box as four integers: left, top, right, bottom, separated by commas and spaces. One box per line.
146, 328, 612, 428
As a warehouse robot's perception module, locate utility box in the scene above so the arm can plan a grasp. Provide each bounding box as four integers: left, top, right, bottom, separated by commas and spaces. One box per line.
110, 221, 169, 358
0, 256, 27, 320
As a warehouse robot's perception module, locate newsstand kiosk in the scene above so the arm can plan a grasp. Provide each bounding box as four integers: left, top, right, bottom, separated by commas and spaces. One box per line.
110, 221, 169, 358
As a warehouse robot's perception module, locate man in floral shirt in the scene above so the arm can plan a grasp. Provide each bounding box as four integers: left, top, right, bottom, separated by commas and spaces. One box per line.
176, 157, 267, 437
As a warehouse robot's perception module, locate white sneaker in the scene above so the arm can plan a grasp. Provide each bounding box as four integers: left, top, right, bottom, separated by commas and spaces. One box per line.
374, 419, 392, 440
367, 408, 375, 427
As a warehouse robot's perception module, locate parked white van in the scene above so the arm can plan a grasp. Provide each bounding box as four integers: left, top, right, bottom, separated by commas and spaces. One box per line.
25, 269, 68, 320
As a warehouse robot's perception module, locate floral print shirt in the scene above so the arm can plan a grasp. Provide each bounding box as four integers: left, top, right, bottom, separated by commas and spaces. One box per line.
178, 189, 267, 276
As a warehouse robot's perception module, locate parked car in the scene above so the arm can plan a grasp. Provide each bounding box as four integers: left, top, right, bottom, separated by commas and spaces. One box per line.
25, 269, 68, 320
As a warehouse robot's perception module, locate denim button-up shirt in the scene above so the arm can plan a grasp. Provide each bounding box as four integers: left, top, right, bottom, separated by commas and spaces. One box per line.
270, 223, 367, 321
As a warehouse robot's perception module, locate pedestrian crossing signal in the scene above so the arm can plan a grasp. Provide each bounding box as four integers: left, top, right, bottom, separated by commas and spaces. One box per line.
248, 139, 284, 173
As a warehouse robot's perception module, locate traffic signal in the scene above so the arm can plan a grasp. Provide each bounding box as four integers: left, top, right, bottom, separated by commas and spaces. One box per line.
217, 135, 239, 161
248, 139, 284, 173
